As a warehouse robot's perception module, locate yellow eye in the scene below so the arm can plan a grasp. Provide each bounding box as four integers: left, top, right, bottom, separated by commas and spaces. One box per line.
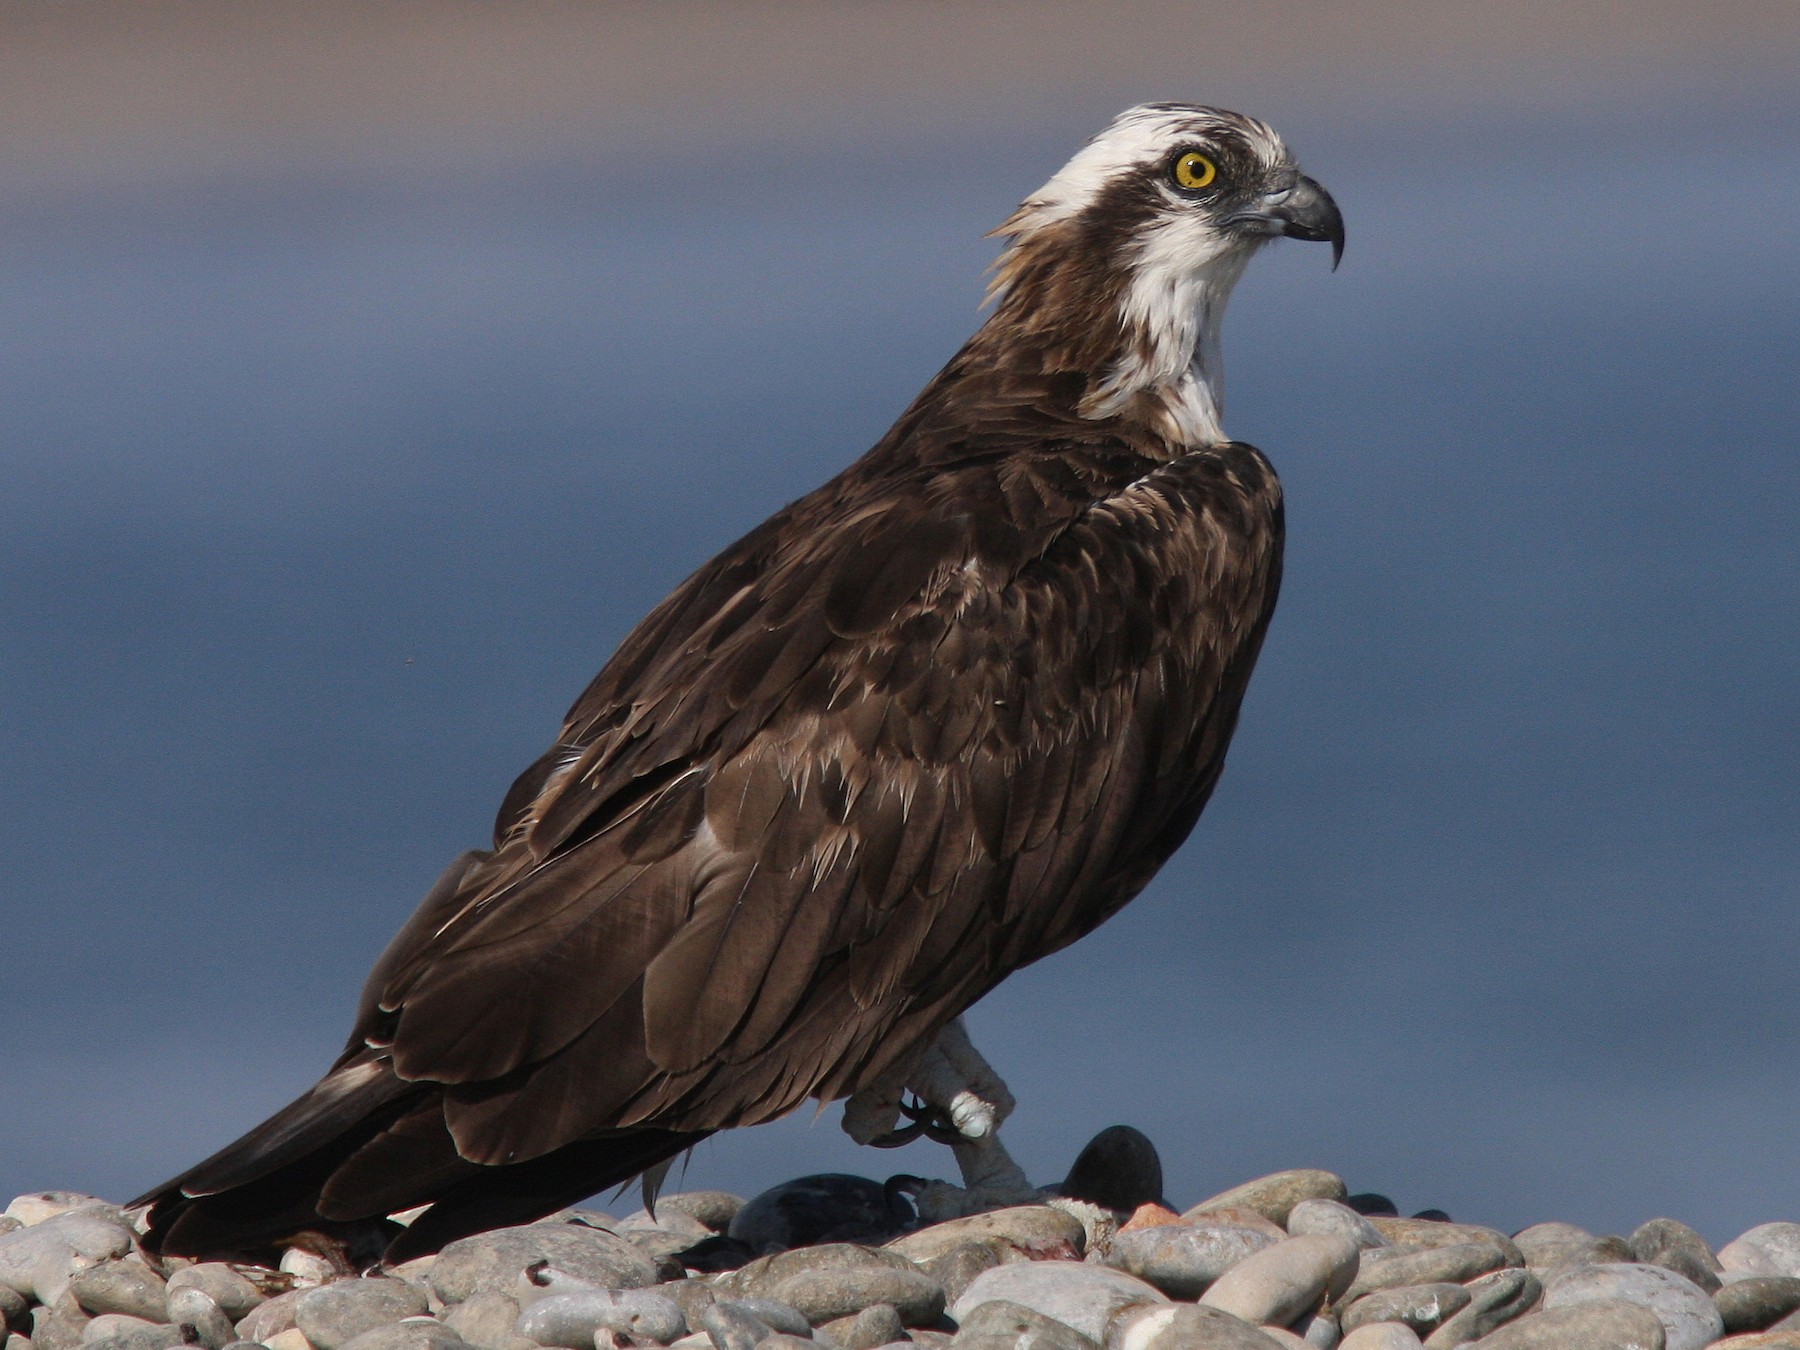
1171, 151, 1218, 191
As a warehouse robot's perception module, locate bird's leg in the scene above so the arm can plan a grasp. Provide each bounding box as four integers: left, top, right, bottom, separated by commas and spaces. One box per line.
843, 1018, 1044, 1219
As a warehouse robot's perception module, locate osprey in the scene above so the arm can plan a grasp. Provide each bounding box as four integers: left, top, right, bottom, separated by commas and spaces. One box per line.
136, 103, 1342, 1262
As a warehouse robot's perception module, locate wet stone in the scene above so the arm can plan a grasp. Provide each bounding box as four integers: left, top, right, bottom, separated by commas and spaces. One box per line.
336, 1322, 471, 1350
1186, 1173, 1348, 1229
817, 1302, 902, 1350
1287, 1201, 1388, 1253
729, 1178, 911, 1254
1101, 1221, 1277, 1299
165, 1269, 264, 1325
1712, 1334, 1800, 1349
1417, 1267, 1538, 1347
1103, 1303, 1281, 1349
717, 1245, 943, 1327
1199, 1234, 1358, 1329
1719, 1278, 1800, 1333
1469, 1298, 1668, 1349
1338, 1283, 1470, 1337
950, 1262, 1166, 1345
1343, 1245, 1510, 1303
515, 1289, 686, 1347
165, 1288, 234, 1350
1543, 1262, 1722, 1350
70, 1263, 169, 1322
296, 1280, 432, 1350
953, 1297, 1098, 1350
888, 1208, 1085, 1266
1058, 1128, 1163, 1214
431, 1228, 657, 1305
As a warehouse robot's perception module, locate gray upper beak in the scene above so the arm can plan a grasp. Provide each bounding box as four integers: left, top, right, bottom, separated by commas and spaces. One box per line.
1265, 173, 1345, 269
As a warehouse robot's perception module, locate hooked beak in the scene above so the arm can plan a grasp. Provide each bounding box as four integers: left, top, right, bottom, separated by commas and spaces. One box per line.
1237, 173, 1346, 269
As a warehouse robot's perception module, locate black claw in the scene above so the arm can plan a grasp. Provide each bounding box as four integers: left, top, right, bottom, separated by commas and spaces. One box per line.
863, 1095, 966, 1148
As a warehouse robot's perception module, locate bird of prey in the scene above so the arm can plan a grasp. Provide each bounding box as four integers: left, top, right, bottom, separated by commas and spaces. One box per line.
135, 102, 1343, 1264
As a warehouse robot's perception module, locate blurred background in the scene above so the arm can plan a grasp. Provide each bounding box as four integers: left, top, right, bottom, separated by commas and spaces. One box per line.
4, 1, 1798, 1244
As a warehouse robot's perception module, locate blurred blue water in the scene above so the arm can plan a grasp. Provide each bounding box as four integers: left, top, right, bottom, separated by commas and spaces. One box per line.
4, 97, 1797, 1241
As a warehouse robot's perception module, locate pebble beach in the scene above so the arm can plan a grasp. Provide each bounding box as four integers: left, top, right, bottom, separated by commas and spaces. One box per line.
6, 1130, 1800, 1350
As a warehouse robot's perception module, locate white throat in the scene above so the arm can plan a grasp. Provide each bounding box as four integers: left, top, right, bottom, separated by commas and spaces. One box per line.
1081, 233, 1258, 449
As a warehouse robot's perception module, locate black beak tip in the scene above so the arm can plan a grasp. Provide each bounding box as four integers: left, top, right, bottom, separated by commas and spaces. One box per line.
1277, 173, 1345, 271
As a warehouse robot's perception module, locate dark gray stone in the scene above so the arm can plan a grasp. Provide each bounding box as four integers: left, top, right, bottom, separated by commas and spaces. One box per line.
1338, 1282, 1470, 1336
1419, 1267, 1539, 1347
70, 1262, 169, 1322
430, 1228, 656, 1305
1717, 1276, 1800, 1333
336, 1322, 470, 1350
950, 1263, 1165, 1344
817, 1303, 902, 1350
1343, 1244, 1509, 1303
1629, 1220, 1722, 1295
728, 1177, 911, 1254
514, 1289, 685, 1347
164, 1288, 234, 1350
1058, 1128, 1163, 1213
1101, 1221, 1276, 1299
717, 1246, 943, 1328
952, 1298, 1097, 1350
165, 1269, 264, 1325
296, 1280, 431, 1350
1467, 1299, 1667, 1349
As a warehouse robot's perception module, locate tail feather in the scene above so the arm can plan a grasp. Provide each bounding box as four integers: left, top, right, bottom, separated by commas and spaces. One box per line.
135, 1055, 709, 1262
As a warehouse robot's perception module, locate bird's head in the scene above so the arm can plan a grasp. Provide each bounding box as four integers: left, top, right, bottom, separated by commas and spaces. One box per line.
985, 103, 1342, 446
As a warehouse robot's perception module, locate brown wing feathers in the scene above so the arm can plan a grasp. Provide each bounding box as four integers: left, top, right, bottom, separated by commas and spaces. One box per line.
136, 360, 1283, 1259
